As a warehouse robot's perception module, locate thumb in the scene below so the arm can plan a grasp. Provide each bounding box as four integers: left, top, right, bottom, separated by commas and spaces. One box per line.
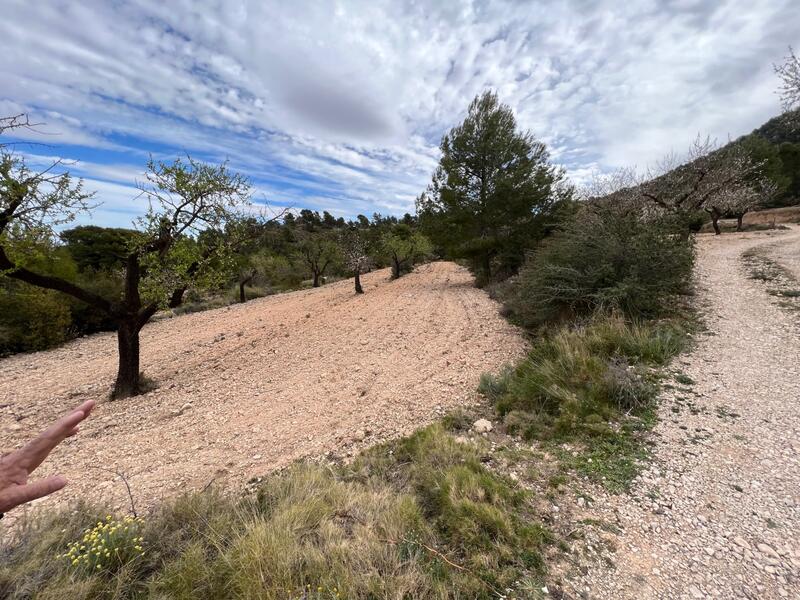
0, 476, 67, 513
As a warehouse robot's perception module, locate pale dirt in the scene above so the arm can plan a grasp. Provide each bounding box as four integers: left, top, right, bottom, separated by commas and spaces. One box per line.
564, 227, 800, 600
0, 262, 527, 521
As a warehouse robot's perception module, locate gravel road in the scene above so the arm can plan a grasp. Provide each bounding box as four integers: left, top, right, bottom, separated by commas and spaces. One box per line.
565, 227, 800, 599
0, 262, 527, 518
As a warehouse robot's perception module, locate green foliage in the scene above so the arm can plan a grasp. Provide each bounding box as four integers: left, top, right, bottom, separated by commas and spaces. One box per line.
1, 426, 550, 599
418, 91, 571, 283
776, 142, 800, 206
0, 282, 72, 353
381, 224, 432, 278
295, 231, 341, 286
60, 226, 139, 271
0, 233, 94, 354
488, 317, 688, 440
508, 202, 694, 328
482, 316, 690, 490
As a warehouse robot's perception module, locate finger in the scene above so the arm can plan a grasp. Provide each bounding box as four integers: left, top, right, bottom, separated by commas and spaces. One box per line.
20, 401, 96, 471
0, 475, 67, 513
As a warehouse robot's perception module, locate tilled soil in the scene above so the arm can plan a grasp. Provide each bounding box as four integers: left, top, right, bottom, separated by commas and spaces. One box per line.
564, 227, 800, 599
0, 262, 527, 518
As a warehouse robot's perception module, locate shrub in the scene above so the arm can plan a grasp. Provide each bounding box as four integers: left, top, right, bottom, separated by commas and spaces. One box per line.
488, 317, 687, 441
507, 202, 694, 328
0, 283, 72, 354
61, 515, 145, 576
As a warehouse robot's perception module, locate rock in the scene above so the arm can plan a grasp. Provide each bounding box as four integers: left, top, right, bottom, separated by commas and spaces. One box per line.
472, 418, 493, 433
689, 585, 703, 599
353, 429, 367, 442
168, 402, 193, 418
577, 497, 586, 508
757, 543, 779, 558
733, 536, 751, 550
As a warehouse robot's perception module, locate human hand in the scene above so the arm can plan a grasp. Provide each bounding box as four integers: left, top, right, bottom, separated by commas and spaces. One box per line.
0, 400, 95, 514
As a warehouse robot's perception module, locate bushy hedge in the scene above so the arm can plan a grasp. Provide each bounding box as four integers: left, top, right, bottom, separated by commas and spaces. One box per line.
506, 202, 695, 328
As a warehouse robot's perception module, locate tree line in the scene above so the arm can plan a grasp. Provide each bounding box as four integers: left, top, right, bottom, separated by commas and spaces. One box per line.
0, 125, 432, 395
2, 47, 798, 399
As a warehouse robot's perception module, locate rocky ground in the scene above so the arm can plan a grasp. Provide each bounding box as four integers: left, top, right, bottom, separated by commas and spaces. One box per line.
562, 227, 800, 600
0, 262, 527, 522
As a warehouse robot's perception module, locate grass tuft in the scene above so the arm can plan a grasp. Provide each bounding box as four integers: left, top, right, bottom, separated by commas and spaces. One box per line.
482, 315, 690, 491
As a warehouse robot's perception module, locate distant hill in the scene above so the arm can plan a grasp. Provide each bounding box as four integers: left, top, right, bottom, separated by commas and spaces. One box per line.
750, 109, 800, 145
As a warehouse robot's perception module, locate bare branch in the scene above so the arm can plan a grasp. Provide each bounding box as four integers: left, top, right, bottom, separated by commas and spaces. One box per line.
775, 46, 800, 112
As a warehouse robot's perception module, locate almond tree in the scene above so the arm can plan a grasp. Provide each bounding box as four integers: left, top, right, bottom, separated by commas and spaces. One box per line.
638, 137, 771, 234
1, 121, 251, 398
775, 46, 800, 113
296, 231, 340, 287
338, 226, 370, 294
382, 224, 432, 279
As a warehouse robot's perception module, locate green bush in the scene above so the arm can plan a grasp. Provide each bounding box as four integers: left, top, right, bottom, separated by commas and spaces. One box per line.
0, 284, 72, 354
507, 202, 694, 328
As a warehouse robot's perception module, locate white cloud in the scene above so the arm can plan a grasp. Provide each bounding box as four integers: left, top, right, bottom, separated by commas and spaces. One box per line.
1, 0, 798, 224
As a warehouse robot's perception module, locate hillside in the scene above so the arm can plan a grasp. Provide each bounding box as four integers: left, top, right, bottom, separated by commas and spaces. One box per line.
0, 262, 526, 522
750, 108, 800, 145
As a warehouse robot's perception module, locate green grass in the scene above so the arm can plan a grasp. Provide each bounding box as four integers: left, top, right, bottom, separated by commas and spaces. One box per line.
481, 315, 691, 491
0, 426, 551, 600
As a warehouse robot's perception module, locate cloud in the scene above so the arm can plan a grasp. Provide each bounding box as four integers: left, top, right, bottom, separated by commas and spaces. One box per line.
1, 0, 798, 225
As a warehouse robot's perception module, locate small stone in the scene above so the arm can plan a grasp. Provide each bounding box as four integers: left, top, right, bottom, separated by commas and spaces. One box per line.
733, 536, 751, 550
689, 585, 703, 599
577, 497, 586, 508
472, 418, 493, 433
757, 543, 779, 558
353, 429, 367, 442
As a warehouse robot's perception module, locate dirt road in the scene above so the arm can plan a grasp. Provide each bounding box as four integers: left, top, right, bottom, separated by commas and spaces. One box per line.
0, 262, 527, 516
566, 227, 800, 599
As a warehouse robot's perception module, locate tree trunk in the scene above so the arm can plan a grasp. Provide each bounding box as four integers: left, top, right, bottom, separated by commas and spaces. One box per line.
711, 214, 721, 235
113, 319, 141, 399
391, 257, 401, 279
168, 286, 186, 309
736, 214, 744, 232
239, 274, 254, 303
482, 253, 492, 282
312, 271, 320, 287
354, 271, 363, 294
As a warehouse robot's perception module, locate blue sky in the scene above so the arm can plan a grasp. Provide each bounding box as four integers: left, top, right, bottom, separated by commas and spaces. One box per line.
1, 0, 798, 227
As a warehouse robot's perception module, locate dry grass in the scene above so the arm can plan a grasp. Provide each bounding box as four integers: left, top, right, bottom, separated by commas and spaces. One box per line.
1, 425, 551, 600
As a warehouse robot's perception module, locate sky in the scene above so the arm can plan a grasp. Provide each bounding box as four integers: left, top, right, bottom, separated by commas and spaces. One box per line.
1, 0, 798, 227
